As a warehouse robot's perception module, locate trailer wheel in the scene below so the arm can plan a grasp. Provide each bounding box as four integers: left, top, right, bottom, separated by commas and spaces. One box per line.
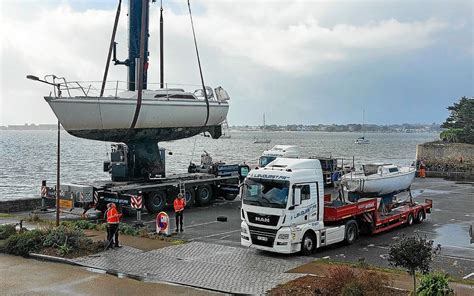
407, 213, 414, 226
184, 187, 195, 208
301, 232, 316, 256
196, 185, 213, 206
416, 210, 425, 223
145, 191, 167, 214
344, 220, 358, 245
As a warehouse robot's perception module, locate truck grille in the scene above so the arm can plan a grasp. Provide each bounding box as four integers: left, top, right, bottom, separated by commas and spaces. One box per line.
246, 212, 280, 226
248, 225, 277, 247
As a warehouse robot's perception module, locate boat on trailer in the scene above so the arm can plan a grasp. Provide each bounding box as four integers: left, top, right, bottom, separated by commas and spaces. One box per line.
341, 163, 416, 196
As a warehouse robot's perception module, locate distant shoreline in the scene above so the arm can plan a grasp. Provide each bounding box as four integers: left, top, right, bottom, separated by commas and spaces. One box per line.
1, 123, 441, 133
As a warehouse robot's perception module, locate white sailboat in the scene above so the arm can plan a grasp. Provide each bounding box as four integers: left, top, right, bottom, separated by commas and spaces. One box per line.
254, 113, 271, 144
341, 164, 416, 195
29, 0, 229, 143
355, 109, 369, 144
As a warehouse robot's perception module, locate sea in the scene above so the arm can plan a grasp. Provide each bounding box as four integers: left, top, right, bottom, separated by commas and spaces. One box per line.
0, 130, 439, 200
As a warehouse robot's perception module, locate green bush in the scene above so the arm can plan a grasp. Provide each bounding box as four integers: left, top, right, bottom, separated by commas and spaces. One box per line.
43, 225, 91, 249
5, 229, 45, 256
341, 282, 365, 296
417, 273, 454, 296
119, 223, 139, 236
70, 220, 97, 230
0, 224, 16, 240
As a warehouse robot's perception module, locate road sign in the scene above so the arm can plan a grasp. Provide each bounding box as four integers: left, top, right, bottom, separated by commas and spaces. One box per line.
131, 195, 143, 209
156, 212, 170, 236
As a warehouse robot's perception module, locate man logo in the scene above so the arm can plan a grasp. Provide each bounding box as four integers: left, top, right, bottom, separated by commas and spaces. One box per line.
255, 216, 270, 223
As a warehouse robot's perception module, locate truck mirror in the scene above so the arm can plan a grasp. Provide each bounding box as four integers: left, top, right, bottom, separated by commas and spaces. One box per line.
293, 187, 301, 207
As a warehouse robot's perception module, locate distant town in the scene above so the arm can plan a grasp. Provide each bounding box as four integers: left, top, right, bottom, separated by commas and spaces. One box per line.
1, 123, 441, 133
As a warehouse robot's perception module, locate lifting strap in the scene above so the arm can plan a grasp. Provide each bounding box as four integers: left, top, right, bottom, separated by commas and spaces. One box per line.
100, 0, 122, 97
188, 0, 210, 128
130, 0, 148, 130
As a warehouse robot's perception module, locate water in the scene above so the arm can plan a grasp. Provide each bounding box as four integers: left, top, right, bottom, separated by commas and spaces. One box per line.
0, 130, 438, 200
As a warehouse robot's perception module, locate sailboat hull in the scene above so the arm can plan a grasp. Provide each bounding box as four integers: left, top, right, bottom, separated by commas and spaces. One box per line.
45, 95, 228, 142
342, 168, 416, 195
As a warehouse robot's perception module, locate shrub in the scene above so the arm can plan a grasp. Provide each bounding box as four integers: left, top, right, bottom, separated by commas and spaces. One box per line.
71, 220, 97, 230
417, 273, 454, 296
341, 282, 365, 296
319, 266, 390, 296
5, 229, 45, 256
0, 224, 16, 240
43, 225, 91, 250
119, 223, 139, 236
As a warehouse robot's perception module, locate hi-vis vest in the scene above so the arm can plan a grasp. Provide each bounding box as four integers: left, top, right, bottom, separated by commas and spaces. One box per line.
106, 207, 120, 224
174, 198, 186, 212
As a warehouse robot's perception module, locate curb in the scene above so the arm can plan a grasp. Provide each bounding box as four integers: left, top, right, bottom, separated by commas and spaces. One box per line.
29, 252, 80, 266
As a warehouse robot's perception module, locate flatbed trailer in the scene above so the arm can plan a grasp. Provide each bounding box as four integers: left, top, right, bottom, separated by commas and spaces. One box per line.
324, 195, 433, 234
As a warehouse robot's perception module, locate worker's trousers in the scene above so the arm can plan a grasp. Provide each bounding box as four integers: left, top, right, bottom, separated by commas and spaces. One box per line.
175, 211, 184, 231
107, 223, 120, 247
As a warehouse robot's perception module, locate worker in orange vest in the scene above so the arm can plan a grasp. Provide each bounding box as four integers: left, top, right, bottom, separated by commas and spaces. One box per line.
173, 193, 186, 232
105, 203, 122, 249
419, 160, 426, 178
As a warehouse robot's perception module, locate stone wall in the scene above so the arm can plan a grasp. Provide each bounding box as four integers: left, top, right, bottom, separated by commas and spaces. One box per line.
0, 198, 54, 213
416, 141, 474, 179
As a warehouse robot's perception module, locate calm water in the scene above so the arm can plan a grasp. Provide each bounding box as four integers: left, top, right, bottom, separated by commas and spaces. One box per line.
0, 130, 438, 200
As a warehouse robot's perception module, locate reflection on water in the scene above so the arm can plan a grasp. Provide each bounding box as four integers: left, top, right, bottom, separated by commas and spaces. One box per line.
0, 130, 438, 200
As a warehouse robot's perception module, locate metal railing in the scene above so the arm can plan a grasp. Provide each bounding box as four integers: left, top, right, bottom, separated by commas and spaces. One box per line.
42, 75, 222, 101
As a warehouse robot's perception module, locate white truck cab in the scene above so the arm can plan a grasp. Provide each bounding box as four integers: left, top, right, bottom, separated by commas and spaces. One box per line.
240, 158, 347, 255
258, 145, 299, 167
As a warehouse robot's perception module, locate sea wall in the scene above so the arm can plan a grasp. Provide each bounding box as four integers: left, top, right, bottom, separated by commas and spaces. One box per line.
0, 198, 54, 213
416, 142, 474, 179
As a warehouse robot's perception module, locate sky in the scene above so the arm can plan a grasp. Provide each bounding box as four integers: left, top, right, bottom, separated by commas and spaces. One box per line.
0, 0, 472, 126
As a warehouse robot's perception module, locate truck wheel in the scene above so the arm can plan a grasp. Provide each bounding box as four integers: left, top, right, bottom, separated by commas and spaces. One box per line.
407, 213, 414, 226
145, 191, 167, 214
301, 232, 316, 256
344, 220, 358, 245
416, 210, 425, 223
184, 187, 195, 208
224, 193, 237, 201
196, 185, 213, 206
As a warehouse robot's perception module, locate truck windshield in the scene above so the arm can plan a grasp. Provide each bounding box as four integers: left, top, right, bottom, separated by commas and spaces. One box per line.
259, 156, 277, 167
242, 178, 289, 209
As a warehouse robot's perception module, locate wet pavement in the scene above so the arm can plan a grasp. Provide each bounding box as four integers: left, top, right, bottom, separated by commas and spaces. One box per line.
130, 178, 474, 279
0, 253, 220, 296
71, 241, 311, 294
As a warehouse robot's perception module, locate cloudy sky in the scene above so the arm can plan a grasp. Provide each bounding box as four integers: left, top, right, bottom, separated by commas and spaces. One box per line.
0, 0, 472, 126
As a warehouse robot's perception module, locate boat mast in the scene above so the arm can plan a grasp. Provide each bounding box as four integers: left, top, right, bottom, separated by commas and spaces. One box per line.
160, 0, 164, 88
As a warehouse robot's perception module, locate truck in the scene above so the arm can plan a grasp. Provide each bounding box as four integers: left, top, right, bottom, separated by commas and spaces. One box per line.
42, 145, 249, 215
240, 158, 432, 255
258, 145, 299, 167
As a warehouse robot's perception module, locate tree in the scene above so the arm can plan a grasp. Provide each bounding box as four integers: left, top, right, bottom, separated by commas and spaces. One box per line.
441, 97, 474, 144
388, 235, 439, 295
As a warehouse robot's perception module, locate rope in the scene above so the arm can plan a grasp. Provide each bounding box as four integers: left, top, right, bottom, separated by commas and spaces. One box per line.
187, 0, 210, 129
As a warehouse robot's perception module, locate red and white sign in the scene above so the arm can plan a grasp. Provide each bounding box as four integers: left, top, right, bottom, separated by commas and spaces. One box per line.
41, 186, 47, 198
156, 212, 170, 236
131, 195, 143, 209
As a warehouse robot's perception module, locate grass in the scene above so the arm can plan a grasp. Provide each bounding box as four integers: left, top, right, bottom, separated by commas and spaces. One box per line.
0, 213, 13, 218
